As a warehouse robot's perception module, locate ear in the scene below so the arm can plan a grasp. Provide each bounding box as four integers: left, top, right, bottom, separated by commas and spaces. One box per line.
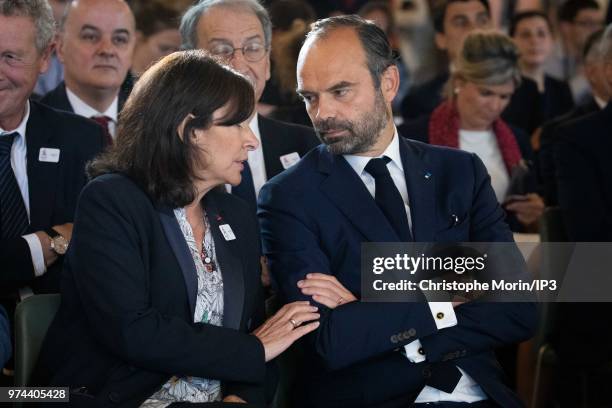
434, 32, 448, 51
380, 65, 400, 103
38, 42, 53, 75
177, 113, 196, 141
56, 34, 66, 64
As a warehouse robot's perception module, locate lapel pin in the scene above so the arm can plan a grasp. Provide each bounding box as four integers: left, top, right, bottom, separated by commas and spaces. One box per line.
451, 214, 459, 226
424, 171, 432, 180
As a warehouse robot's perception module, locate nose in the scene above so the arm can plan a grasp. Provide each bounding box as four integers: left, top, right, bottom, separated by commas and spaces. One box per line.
97, 36, 116, 57
228, 49, 249, 74
243, 125, 259, 151
312, 96, 335, 122
489, 97, 506, 116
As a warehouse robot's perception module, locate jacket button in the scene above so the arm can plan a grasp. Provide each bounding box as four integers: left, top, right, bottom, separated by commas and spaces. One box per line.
108, 391, 120, 403
403, 330, 411, 339
408, 328, 416, 336
418, 347, 425, 355
390, 334, 399, 343
422, 367, 432, 378
436, 312, 444, 320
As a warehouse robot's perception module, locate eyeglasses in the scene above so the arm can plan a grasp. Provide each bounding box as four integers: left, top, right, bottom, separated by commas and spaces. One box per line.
209, 42, 268, 62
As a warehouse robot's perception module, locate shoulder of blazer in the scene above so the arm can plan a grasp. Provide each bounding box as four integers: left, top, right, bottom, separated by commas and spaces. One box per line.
39, 82, 73, 113
29, 100, 105, 150
259, 115, 317, 144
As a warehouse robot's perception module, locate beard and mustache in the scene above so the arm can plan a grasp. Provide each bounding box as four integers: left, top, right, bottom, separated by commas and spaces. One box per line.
312, 90, 390, 155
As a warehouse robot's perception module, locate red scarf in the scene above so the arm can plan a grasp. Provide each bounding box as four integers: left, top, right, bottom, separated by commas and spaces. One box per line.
428, 100, 522, 174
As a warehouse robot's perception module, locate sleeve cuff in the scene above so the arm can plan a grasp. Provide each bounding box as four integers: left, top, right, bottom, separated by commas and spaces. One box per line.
404, 339, 426, 363
428, 302, 457, 330
22, 233, 46, 277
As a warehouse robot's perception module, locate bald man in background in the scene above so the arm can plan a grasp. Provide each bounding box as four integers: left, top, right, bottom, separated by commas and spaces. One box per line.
41, 0, 135, 143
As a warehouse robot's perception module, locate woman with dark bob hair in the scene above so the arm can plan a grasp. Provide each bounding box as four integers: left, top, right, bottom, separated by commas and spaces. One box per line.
35, 50, 319, 407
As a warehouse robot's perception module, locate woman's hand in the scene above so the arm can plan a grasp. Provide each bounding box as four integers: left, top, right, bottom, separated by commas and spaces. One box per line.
504, 193, 545, 228
222, 394, 246, 403
298, 273, 357, 309
252, 301, 319, 362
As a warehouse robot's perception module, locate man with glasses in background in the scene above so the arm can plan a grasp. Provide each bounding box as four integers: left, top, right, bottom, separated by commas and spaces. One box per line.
180, 0, 319, 214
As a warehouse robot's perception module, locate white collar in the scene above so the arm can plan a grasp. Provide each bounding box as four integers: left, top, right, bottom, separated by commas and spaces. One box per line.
0, 101, 30, 140
595, 96, 608, 110
66, 87, 118, 122
248, 112, 262, 143
343, 127, 403, 175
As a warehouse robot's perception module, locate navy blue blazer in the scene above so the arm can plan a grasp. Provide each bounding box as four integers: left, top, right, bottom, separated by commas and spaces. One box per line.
0, 101, 104, 294
554, 102, 612, 241
35, 174, 268, 406
258, 137, 537, 407
39, 80, 130, 115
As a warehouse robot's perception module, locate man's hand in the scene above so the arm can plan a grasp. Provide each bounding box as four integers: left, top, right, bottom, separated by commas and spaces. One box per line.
52, 222, 73, 242
298, 273, 357, 309
34, 231, 58, 268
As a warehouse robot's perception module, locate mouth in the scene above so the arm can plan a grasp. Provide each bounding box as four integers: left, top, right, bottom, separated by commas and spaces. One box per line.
93, 65, 118, 70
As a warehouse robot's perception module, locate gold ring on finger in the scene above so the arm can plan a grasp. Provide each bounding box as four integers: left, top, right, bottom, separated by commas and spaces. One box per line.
289, 318, 298, 329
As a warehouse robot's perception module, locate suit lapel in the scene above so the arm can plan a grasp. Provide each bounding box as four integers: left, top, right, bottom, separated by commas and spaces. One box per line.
318, 148, 399, 242
204, 193, 245, 330
258, 115, 281, 178
26, 102, 59, 230
399, 137, 437, 241
157, 206, 198, 317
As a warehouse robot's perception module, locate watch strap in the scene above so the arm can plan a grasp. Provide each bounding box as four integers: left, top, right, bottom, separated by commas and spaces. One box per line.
45, 228, 60, 238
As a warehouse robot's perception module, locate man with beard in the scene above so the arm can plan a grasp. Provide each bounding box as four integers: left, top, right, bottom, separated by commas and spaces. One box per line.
258, 15, 536, 407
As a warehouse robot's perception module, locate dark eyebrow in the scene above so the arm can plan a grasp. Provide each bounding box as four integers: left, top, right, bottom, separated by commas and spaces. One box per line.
326, 81, 355, 92
112, 29, 130, 36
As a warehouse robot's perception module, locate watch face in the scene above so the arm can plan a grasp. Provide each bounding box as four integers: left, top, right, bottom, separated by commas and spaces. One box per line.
52, 236, 69, 255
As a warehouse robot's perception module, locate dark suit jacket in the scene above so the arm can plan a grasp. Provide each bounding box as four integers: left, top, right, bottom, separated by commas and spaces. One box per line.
258, 138, 537, 407
39, 81, 129, 114
0, 305, 10, 367
554, 102, 612, 241
35, 174, 268, 407
258, 115, 319, 180
539, 98, 599, 205
0, 101, 104, 294
232, 115, 319, 210
401, 73, 542, 135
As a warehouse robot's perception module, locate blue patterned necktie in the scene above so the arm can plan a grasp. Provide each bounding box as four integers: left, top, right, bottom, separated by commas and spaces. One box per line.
364, 156, 413, 241
0, 132, 29, 239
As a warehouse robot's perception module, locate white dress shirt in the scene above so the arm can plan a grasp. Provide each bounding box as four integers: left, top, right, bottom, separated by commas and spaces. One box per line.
0, 102, 46, 276
344, 129, 486, 402
66, 87, 118, 139
459, 129, 509, 203
226, 113, 267, 197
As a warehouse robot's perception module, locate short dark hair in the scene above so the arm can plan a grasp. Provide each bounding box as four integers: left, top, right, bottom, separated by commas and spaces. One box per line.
132, 1, 179, 37
509, 10, 552, 37
88, 50, 255, 208
431, 0, 490, 34
305, 14, 395, 88
558, 0, 600, 23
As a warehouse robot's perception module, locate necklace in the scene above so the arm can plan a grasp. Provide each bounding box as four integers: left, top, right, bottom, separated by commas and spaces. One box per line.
200, 215, 216, 273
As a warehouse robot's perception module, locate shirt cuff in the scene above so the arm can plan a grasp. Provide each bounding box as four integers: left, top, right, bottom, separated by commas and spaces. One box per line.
404, 339, 426, 363
22, 233, 46, 277
428, 302, 457, 330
